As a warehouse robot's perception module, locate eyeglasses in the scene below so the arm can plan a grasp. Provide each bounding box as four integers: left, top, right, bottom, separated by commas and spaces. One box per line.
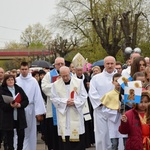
116, 68, 122, 70
55, 63, 65, 66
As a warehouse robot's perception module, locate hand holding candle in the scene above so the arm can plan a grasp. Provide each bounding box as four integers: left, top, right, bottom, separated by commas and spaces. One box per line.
67, 91, 75, 106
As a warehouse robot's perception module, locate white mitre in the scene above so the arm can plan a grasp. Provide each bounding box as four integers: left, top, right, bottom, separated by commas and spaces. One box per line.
72, 53, 86, 68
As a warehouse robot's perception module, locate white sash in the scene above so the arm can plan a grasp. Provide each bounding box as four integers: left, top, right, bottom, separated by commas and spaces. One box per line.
83, 100, 91, 121
74, 74, 91, 121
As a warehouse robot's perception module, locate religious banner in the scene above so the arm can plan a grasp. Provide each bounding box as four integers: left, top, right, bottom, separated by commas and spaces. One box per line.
117, 72, 132, 89
127, 81, 142, 88
124, 87, 142, 105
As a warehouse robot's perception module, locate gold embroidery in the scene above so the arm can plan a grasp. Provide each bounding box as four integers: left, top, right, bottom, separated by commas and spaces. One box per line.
74, 87, 77, 92
77, 58, 82, 67
72, 129, 78, 136
73, 87, 78, 95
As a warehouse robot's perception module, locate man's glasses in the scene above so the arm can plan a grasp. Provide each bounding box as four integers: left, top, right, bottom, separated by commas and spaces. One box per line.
55, 63, 65, 66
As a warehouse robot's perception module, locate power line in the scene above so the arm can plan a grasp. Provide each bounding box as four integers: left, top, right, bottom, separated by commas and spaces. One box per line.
0, 25, 23, 31
0, 37, 16, 41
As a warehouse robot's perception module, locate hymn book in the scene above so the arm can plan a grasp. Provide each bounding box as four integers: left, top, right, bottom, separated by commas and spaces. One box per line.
52, 76, 59, 83
2, 93, 21, 104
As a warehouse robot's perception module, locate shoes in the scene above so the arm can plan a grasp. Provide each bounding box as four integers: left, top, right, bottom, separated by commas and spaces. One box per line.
91, 143, 95, 147
41, 135, 45, 141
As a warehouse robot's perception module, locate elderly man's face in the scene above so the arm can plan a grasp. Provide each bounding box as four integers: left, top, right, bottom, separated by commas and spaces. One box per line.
60, 70, 71, 83
54, 58, 65, 71
75, 68, 83, 77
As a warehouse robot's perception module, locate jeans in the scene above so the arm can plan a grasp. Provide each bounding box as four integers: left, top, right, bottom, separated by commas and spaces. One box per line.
111, 138, 119, 150
111, 138, 127, 150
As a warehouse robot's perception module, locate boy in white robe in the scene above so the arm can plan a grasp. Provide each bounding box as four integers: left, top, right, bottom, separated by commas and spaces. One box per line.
16, 62, 46, 150
51, 66, 87, 150
101, 73, 127, 150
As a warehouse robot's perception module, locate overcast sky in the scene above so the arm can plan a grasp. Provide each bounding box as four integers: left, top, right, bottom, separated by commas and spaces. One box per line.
0, 0, 58, 48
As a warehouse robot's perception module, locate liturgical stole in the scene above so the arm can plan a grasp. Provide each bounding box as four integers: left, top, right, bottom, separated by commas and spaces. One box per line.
50, 69, 59, 125
54, 77, 81, 142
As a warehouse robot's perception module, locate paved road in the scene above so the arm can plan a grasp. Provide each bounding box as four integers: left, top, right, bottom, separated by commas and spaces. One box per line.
0, 133, 124, 150
37, 134, 95, 150
36, 134, 125, 150
0, 133, 95, 150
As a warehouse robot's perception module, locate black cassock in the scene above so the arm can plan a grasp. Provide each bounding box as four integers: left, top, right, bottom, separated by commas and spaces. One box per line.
58, 134, 86, 150
77, 73, 95, 148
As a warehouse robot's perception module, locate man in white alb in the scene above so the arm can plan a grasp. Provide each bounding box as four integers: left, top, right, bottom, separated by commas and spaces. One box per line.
89, 56, 117, 150
16, 62, 46, 150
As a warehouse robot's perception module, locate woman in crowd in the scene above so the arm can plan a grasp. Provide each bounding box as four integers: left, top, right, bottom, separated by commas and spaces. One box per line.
130, 56, 147, 77
0, 74, 29, 150
91, 66, 101, 77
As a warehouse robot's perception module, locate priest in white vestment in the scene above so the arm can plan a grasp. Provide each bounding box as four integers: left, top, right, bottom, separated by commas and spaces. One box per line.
51, 66, 87, 150
16, 62, 46, 150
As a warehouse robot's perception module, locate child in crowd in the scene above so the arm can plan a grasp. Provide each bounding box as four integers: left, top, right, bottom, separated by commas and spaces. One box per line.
119, 90, 150, 150
132, 72, 146, 89
101, 73, 127, 150
133, 72, 146, 85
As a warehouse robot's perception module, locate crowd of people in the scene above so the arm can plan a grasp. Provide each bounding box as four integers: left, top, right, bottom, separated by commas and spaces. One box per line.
0, 52, 149, 150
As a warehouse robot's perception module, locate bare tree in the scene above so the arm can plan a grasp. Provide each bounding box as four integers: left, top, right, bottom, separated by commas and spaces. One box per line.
51, 0, 150, 58
50, 34, 79, 58
20, 23, 52, 47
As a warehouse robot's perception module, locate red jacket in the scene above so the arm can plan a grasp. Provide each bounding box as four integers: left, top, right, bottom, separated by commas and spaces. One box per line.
119, 109, 143, 150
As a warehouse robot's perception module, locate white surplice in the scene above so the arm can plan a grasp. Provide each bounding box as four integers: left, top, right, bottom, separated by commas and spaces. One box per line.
50, 76, 87, 140
16, 73, 46, 150
100, 89, 127, 139
89, 69, 117, 150
41, 71, 53, 118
